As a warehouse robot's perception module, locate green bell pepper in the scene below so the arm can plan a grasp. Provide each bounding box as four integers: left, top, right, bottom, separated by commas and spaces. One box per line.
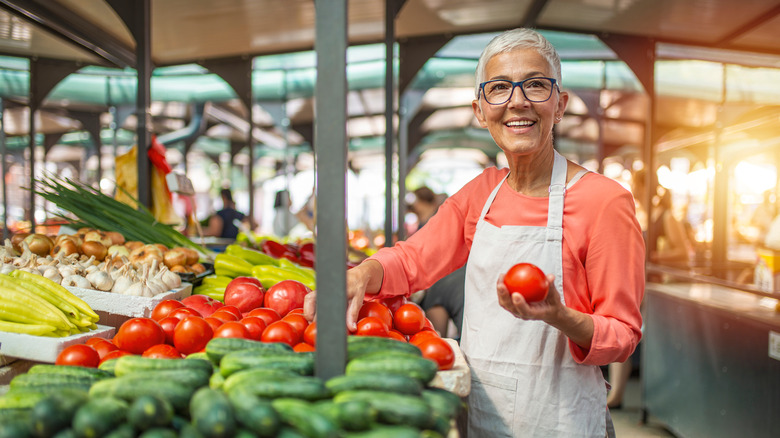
225, 244, 280, 267
214, 253, 254, 278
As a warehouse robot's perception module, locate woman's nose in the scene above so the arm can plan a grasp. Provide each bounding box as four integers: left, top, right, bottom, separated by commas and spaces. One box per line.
506, 85, 530, 107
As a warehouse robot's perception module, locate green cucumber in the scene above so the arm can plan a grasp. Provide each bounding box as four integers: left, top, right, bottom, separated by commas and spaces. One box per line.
30, 391, 89, 438
9, 372, 98, 390
346, 335, 421, 360
138, 428, 178, 438
27, 364, 113, 380
88, 376, 198, 414
228, 391, 280, 437
0, 418, 32, 438
222, 368, 302, 393
104, 368, 211, 389
102, 423, 136, 438
71, 397, 128, 438
220, 351, 313, 377
346, 352, 439, 384
343, 425, 423, 438
190, 387, 236, 438
128, 395, 174, 431
314, 399, 376, 431
333, 390, 434, 429
98, 358, 119, 375
226, 376, 330, 401
325, 372, 423, 396
271, 398, 339, 438
422, 387, 463, 418
0, 390, 50, 409
205, 337, 292, 364
114, 355, 213, 376
209, 368, 225, 389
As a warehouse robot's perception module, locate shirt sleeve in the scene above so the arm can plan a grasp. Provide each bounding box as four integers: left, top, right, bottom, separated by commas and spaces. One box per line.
366, 170, 500, 299
567, 180, 645, 365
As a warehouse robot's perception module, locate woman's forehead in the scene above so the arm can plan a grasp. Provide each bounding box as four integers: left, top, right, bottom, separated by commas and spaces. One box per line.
485, 48, 552, 77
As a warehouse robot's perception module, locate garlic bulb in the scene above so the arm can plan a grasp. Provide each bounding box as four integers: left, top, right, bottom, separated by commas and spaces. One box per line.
156, 266, 182, 290
111, 273, 134, 294
0, 263, 16, 275
41, 266, 62, 284
63, 274, 91, 289
86, 269, 114, 292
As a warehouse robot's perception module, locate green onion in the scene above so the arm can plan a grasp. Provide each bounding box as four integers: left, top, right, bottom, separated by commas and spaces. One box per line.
30, 174, 213, 260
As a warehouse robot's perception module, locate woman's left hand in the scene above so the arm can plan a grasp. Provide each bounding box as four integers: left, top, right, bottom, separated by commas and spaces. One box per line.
496, 274, 564, 324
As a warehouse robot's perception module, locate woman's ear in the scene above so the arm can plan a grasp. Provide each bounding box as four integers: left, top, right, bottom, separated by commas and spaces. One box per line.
472, 99, 488, 128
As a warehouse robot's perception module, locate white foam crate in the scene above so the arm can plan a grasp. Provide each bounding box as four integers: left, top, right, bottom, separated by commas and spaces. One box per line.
64, 283, 193, 328
0, 325, 115, 363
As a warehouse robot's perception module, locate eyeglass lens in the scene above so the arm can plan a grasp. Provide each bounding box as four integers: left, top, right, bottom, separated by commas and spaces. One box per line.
483, 78, 554, 104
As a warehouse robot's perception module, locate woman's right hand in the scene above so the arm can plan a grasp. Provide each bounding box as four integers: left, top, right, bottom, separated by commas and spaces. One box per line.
303, 259, 384, 332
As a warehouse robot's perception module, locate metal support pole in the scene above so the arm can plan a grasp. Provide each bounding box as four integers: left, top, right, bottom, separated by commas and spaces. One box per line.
383, 0, 397, 248
0, 97, 7, 239
712, 65, 728, 269
314, 0, 348, 380
28, 63, 36, 233
134, 0, 152, 208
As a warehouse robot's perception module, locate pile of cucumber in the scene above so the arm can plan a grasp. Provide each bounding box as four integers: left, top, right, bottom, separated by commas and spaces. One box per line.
0, 336, 464, 438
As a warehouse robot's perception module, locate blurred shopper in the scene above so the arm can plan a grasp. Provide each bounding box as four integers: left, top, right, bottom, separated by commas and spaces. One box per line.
273, 189, 295, 237
305, 28, 644, 436
204, 188, 248, 239
409, 186, 465, 339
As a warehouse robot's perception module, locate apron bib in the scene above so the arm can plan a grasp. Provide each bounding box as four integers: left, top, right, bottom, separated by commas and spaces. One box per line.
462, 151, 607, 437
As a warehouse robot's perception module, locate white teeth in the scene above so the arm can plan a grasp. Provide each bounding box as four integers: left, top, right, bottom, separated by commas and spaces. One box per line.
506, 120, 533, 127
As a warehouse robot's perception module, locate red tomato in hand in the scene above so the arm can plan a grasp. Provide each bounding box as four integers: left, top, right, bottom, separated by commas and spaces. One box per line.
264, 280, 311, 317
246, 307, 282, 326
503, 263, 549, 302
213, 321, 251, 339
151, 299, 184, 321
56, 344, 100, 368
114, 318, 166, 355
158, 316, 180, 345
261, 320, 299, 347
393, 303, 426, 336
358, 301, 393, 329
143, 344, 183, 359
303, 321, 317, 346
173, 316, 214, 355
239, 316, 267, 341
418, 337, 455, 370
89, 339, 119, 360
224, 277, 265, 313
356, 316, 389, 337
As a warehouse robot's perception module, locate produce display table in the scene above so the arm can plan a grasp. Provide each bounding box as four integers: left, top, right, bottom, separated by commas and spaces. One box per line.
643, 282, 780, 438
65, 282, 192, 328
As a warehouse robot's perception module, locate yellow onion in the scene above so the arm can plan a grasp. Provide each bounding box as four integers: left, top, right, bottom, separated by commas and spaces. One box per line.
179, 247, 200, 265
23, 233, 54, 257
51, 239, 80, 258
104, 231, 126, 246
163, 248, 187, 269
10, 232, 30, 253
129, 244, 163, 265
81, 240, 108, 261
84, 230, 113, 248
189, 263, 206, 274
107, 244, 130, 259
124, 241, 144, 252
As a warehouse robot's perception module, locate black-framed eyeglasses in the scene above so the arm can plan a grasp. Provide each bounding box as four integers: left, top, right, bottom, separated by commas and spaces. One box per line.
479, 77, 558, 105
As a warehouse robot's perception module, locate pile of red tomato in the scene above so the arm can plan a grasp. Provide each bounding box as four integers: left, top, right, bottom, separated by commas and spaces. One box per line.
55, 279, 456, 371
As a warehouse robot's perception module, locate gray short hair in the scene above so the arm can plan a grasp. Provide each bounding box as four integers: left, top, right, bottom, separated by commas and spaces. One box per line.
474, 28, 562, 99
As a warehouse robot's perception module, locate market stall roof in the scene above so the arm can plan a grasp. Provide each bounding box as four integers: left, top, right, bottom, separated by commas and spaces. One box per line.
1, 0, 779, 167
1, 0, 778, 66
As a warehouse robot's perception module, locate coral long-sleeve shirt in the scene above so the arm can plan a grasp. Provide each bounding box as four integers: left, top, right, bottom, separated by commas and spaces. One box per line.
369, 167, 645, 366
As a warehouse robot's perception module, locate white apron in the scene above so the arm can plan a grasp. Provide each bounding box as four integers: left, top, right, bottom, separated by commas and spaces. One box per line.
461, 151, 607, 437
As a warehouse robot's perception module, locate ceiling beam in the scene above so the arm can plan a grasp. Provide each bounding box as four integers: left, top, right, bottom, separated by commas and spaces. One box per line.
714, 3, 780, 47
0, 0, 135, 68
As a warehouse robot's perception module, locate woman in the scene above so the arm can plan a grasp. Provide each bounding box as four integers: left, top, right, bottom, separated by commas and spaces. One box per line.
305, 28, 644, 437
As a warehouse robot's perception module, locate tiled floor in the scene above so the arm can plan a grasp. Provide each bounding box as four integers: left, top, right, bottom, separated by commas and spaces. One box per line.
610, 376, 677, 437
